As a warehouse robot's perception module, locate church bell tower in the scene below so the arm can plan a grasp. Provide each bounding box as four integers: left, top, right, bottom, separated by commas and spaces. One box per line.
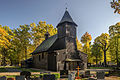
57, 9, 78, 53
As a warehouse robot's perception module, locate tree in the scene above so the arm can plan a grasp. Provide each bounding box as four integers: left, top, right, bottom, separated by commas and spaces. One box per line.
94, 33, 110, 66
30, 21, 57, 48
0, 21, 58, 66
110, 0, 120, 14
14, 25, 31, 60
81, 32, 92, 63
0, 25, 13, 65
76, 38, 82, 51
0, 26, 11, 48
109, 22, 120, 66
91, 43, 102, 65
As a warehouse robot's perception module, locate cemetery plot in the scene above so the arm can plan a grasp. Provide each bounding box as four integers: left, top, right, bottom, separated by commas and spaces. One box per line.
15, 76, 26, 80
60, 70, 68, 78
43, 74, 55, 80
85, 70, 90, 78
0, 76, 7, 80
96, 71, 105, 80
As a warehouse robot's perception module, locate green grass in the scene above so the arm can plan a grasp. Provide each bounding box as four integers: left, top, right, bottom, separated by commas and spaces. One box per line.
0, 66, 19, 68
33, 73, 60, 78
0, 68, 8, 72
90, 67, 113, 69
0, 73, 60, 79
0, 66, 42, 72
17, 68, 42, 72
0, 75, 18, 78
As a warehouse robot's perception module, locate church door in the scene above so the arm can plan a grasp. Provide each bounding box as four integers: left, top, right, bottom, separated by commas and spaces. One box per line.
48, 53, 57, 71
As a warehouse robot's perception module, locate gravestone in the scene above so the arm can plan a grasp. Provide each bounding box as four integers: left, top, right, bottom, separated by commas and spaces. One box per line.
43, 74, 55, 80
68, 72, 75, 80
16, 76, 26, 80
0, 76, 7, 80
71, 72, 75, 80
20, 71, 31, 79
85, 70, 90, 78
96, 71, 105, 80
88, 75, 97, 80
68, 74, 72, 80
60, 70, 68, 78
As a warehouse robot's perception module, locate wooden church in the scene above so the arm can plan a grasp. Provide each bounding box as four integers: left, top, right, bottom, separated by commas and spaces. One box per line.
31, 10, 87, 71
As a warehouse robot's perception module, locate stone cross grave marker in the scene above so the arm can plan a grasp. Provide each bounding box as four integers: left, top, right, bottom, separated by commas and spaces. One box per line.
43, 74, 55, 80
96, 71, 105, 80
0, 76, 7, 80
16, 76, 26, 80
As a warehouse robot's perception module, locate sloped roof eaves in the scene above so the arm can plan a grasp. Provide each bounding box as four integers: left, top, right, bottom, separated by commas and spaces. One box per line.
31, 34, 58, 55
77, 50, 87, 56
57, 21, 77, 27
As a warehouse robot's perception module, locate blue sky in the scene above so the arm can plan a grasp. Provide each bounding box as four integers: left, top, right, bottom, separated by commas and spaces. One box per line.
0, 0, 120, 43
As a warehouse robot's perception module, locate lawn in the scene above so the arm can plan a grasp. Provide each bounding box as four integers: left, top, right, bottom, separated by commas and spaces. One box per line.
90, 67, 113, 69
0, 66, 42, 72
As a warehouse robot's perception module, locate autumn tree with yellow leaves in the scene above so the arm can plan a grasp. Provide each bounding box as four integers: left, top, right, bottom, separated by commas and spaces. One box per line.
76, 38, 82, 51
30, 21, 57, 48
0, 25, 14, 65
111, 0, 120, 14
109, 22, 120, 66
94, 33, 110, 66
0, 21, 57, 66
81, 32, 92, 63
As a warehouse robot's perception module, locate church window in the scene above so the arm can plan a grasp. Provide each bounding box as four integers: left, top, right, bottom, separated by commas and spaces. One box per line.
39, 55, 41, 61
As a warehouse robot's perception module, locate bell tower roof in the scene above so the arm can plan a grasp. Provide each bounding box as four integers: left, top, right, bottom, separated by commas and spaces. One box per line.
57, 10, 77, 27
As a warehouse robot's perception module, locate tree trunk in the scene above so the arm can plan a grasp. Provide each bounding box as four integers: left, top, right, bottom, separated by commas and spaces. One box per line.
2, 48, 6, 66
25, 46, 27, 60
10, 60, 13, 66
104, 50, 107, 67
2, 56, 6, 66
116, 37, 119, 67
96, 56, 98, 66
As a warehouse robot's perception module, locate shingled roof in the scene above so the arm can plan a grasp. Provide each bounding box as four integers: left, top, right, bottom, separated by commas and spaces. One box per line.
57, 10, 77, 27
31, 34, 58, 55
31, 10, 77, 55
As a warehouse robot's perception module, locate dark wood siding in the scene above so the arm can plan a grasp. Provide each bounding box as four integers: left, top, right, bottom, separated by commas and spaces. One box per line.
48, 53, 57, 71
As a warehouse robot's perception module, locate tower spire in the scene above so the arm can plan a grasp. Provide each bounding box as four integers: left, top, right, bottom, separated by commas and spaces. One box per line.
57, 10, 77, 27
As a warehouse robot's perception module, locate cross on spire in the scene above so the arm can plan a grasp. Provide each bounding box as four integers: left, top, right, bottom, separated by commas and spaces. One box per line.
65, 2, 68, 11
66, 7, 68, 11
